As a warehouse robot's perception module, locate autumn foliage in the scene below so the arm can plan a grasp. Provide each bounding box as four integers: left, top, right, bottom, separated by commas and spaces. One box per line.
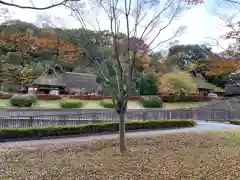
158, 71, 197, 93
196, 59, 240, 76
2, 28, 83, 63
36, 94, 62, 100
69, 94, 143, 100
2, 131, 240, 180
0, 92, 12, 99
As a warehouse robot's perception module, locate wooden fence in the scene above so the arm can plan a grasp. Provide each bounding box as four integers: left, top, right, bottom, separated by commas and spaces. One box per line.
0, 108, 239, 128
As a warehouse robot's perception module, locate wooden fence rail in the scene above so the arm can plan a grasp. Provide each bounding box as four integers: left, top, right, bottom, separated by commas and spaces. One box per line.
0, 109, 239, 128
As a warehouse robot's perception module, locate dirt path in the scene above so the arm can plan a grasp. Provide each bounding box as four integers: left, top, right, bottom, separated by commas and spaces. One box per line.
0, 122, 238, 149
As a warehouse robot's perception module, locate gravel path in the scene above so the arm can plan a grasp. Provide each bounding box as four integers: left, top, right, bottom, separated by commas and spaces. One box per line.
0, 122, 238, 149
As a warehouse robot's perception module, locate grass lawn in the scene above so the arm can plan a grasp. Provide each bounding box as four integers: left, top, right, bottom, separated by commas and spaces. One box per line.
1, 130, 240, 179
163, 101, 209, 109
0, 99, 209, 109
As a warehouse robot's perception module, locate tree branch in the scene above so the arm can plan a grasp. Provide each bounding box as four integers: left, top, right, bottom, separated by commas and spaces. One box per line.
223, 0, 240, 5
0, 0, 77, 10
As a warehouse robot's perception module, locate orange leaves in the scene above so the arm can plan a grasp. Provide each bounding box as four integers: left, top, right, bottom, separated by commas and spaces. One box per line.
135, 53, 150, 68
60, 53, 78, 63
61, 41, 77, 51
3, 131, 240, 180
34, 38, 58, 48
3, 32, 78, 51
198, 59, 240, 76
2, 31, 82, 62
33, 38, 77, 51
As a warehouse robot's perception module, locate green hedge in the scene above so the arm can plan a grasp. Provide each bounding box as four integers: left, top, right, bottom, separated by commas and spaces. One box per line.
10, 94, 37, 107
140, 96, 163, 108
27, 94, 38, 105
100, 100, 115, 108
161, 94, 211, 102
0, 120, 195, 141
230, 120, 240, 125
60, 99, 84, 108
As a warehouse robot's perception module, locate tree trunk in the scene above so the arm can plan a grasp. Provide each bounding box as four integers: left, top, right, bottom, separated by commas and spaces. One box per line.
119, 111, 127, 152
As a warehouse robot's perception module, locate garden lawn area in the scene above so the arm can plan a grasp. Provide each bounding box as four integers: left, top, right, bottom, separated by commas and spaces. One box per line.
1, 130, 240, 179
0, 99, 209, 109
163, 101, 209, 109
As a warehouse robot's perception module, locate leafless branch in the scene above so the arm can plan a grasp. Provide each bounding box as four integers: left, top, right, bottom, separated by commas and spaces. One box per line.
212, 2, 240, 57
62, 2, 119, 89
149, 26, 186, 52
203, 37, 228, 51
0, 0, 79, 10
223, 0, 240, 5
139, 0, 176, 41
212, 10, 238, 34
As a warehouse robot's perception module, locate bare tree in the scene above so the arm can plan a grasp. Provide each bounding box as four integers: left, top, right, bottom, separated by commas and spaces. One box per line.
61, 0, 188, 152
206, 0, 240, 58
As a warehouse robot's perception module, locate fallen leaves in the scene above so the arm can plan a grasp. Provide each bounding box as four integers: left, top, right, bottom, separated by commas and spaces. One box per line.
0, 131, 240, 180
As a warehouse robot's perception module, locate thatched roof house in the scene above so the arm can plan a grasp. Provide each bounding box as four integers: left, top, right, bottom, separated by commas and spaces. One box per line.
189, 70, 223, 93
32, 65, 97, 92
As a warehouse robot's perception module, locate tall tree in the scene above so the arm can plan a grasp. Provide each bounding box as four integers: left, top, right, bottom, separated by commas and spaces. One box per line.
166, 44, 212, 70
65, 0, 188, 152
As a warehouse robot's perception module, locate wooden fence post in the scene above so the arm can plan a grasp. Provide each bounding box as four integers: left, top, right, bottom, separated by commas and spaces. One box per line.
142, 112, 147, 120
28, 116, 34, 127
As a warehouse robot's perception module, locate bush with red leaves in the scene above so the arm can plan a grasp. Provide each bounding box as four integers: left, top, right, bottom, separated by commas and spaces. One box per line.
0, 92, 12, 99
69, 94, 143, 100
36, 94, 62, 100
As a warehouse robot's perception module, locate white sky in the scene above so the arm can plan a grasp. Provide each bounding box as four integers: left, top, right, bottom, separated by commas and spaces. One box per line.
1, 0, 239, 53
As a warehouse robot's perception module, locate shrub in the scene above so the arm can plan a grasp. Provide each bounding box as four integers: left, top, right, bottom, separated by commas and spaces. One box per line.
161, 94, 212, 102
70, 94, 143, 100
0, 119, 196, 141
0, 92, 12, 99
179, 88, 186, 98
128, 96, 143, 100
169, 92, 180, 102
140, 96, 163, 108
27, 94, 37, 105
138, 76, 158, 95
60, 99, 84, 108
70, 94, 107, 100
230, 120, 240, 125
36, 94, 61, 100
10, 94, 36, 107
100, 99, 115, 108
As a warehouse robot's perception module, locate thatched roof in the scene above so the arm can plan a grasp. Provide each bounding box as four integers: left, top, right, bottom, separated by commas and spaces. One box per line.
189, 70, 220, 91
32, 68, 66, 87
32, 65, 97, 91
